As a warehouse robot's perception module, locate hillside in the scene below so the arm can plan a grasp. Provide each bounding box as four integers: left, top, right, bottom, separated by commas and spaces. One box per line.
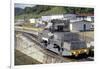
15, 8, 24, 16
15, 5, 94, 19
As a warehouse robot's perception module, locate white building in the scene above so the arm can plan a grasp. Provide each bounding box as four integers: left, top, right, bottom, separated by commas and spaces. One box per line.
86, 16, 94, 21
29, 18, 36, 23
76, 16, 94, 22
41, 14, 64, 22
70, 20, 94, 32
64, 14, 77, 20
76, 14, 94, 22
41, 13, 94, 22
41, 14, 78, 22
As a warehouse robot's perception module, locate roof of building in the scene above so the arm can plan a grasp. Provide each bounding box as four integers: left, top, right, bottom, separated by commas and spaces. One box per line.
51, 19, 69, 24
77, 13, 94, 16
71, 20, 93, 24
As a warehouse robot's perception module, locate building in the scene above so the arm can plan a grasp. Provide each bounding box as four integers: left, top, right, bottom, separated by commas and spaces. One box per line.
70, 20, 94, 32
29, 18, 36, 23
41, 13, 94, 22
50, 19, 70, 32
41, 14, 77, 22
41, 14, 64, 22
64, 14, 77, 20
76, 13, 94, 22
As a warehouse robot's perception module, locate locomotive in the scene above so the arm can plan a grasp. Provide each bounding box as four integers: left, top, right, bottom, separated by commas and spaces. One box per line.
38, 19, 93, 57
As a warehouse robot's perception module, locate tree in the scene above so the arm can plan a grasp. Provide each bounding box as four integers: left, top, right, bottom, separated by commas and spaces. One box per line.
24, 7, 32, 14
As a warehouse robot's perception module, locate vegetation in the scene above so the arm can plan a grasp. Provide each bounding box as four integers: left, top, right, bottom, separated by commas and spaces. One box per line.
15, 5, 94, 19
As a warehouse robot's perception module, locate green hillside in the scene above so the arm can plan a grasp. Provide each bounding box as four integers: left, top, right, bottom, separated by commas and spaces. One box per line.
15, 5, 94, 19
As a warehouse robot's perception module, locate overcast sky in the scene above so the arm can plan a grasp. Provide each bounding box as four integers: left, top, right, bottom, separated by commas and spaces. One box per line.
15, 3, 35, 9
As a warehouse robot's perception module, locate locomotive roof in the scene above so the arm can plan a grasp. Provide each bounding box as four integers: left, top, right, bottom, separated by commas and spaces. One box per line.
51, 19, 69, 24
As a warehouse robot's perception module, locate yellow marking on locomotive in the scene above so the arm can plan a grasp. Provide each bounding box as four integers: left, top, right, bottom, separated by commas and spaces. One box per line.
70, 48, 89, 56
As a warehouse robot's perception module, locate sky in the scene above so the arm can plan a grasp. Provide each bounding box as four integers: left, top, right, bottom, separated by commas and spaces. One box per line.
14, 0, 94, 8
15, 3, 35, 9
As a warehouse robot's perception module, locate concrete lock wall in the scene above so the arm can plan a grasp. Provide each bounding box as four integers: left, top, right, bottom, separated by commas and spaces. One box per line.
15, 33, 67, 65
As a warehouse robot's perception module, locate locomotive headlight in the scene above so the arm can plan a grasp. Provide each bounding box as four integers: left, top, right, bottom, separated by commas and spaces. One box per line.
73, 51, 76, 54
84, 49, 87, 52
